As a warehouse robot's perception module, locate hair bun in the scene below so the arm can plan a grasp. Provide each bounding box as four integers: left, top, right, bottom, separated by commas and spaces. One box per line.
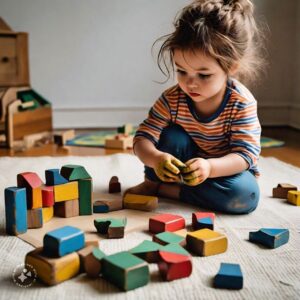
223, 0, 253, 14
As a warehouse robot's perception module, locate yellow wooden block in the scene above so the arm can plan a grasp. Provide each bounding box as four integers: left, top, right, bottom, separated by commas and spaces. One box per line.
54, 181, 78, 202
42, 206, 54, 223
123, 193, 158, 211
25, 247, 80, 285
187, 228, 227, 256
287, 190, 300, 206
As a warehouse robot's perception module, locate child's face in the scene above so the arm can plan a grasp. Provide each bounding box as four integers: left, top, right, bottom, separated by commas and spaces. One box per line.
173, 49, 228, 103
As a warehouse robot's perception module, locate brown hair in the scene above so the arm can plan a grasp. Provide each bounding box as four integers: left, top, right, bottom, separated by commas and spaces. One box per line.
154, 0, 266, 85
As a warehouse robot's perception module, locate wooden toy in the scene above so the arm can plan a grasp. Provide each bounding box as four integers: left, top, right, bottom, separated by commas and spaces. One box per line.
161, 243, 191, 257
27, 208, 43, 228
102, 251, 149, 291
83, 247, 106, 277
192, 212, 215, 230
153, 231, 186, 247
214, 263, 243, 290
129, 240, 162, 263
54, 199, 79, 218
105, 134, 133, 150
77, 245, 95, 273
78, 178, 93, 215
117, 123, 133, 135
272, 183, 297, 199
123, 193, 158, 211
17, 172, 43, 209
85, 240, 99, 247
5, 187, 27, 235
42, 206, 53, 223
53, 129, 75, 146
94, 218, 126, 238
45, 169, 68, 186
22, 131, 52, 149
41, 185, 54, 207
109, 176, 121, 193
93, 193, 123, 213
287, 190, 300, 206
158, 251, 192, 281
249, 228, 289, 249
25, 247, 80, 285
186, 228, 228, 256
60, 164, 91, 181
149, 213, 186, 233
43, 226, 85, 257
53, 181, 78, 202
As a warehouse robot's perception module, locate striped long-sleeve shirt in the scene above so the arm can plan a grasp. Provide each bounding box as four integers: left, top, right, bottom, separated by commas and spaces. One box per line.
134, 79, 261, 177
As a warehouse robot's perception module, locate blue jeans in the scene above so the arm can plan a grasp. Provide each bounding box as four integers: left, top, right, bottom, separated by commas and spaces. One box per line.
145, 124, 260, 214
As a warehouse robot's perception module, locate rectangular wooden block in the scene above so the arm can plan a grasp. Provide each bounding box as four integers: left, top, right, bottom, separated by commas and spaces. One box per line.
123, 193, 158, 211
149, 214, 186, 233
54, 199, 79, 218
287, 190, 300, 206
27, 208, 43, 228
214, 263, 243, 290
272, 183, 297, 199
42, 206, 53, 223
41, 185, 54, 207
78, 178, 92, 215
93, 193, 123, 213
54, 181, 78, 202
5, 187, 27, 235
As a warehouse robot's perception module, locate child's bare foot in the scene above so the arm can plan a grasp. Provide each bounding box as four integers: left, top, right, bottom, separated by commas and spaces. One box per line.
124, 179, 160, 197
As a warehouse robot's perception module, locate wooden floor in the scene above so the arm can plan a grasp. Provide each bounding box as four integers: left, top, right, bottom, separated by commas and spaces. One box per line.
0, 126, 300, 168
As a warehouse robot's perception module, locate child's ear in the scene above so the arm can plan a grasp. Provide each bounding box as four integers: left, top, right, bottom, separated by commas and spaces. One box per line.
229, 63, 239, 76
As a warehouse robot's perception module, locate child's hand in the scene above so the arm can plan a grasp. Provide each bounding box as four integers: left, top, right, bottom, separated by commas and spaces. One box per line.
154, 153, 186, 182
181, 158, 211, 186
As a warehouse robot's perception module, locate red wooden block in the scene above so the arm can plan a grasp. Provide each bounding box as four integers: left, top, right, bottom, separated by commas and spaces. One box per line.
158, 251, 192, 281
192, 212, 215, 229
149, 214, 185, 234
42, 185, 54, 207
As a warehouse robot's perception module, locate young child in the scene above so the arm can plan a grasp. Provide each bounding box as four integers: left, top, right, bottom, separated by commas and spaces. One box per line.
126, 0, 264, 214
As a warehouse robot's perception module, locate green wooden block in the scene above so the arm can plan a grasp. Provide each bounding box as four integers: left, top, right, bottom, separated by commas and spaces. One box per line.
129, 240, 162, 263
78, 178, 92, 215
60, 165, 91, 181
153, 231, 186, 246
102, 251, 149, 291
94, 218, 126, 238
161, 243, 190, 256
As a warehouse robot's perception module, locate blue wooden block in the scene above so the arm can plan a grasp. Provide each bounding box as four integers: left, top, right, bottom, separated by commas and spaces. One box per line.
195, 217, 214, 230
93, 203, 109, 213
5, 187, 28, 235
214, 263, 243, 290
43, 226, 85, 257
45, 169, 68, 186
249, 228, 289, 249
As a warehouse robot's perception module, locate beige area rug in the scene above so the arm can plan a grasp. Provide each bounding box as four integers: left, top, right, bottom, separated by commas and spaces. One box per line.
0, 154, 299, 300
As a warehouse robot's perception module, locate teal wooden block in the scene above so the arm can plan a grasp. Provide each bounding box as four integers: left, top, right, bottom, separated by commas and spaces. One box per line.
43, 226, 85, 257
153, 231, 186, 246
60, 165, 91, 181
78, 178, 93, 215
5, 187, 27, 235
249, 228, 289, 249
45, 169, 68, 186
161, 243, 191, 257
129, 240, 162, 263
102, 251, 149, 291
214, 263, 243, 289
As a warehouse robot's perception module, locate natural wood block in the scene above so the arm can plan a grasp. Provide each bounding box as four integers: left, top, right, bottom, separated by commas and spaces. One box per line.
60, 164, 91, 181
105, 134, 133, 149
42, 206, 53, 223
4, 187, 27, 235
249, 228, 289, 249
108, 176, 121, 193
25, 247, 80, 286
54, 181, 78, 202
149, 213, 186, 233
43, 226, 85, 257
102, 251, 149, 291
83, 247, 106, 277
186, 229, 228, 256
287, 190, 300, 206
93, 194, 123, 213
129, 240, 162, 263
123, 193, 158, 211
272, 183, 297, 199
214, 263, 243, 290
192, 212, 215, 230
78, 178, 93, 215
77, 245, 95, 274
53, 129, 75, 146
41, 185, 54, 207
94, 218, 126, 239
45, 169, 68, 186
153, 231, 186, 247
27, 208, 43, 228
54, 199, 79, 218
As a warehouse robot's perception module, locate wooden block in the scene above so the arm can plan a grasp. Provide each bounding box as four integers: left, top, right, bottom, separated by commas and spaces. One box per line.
78, 178, 93, 215
43, 226, 85, 257
149, 213, 186, 233
53, 129, 75, 146
41, 185, 54, 207
214, 263, 243, 290
82, 247, 106, 277
27, 208, 43, 228
4, 187, 27, 235
105, 134, 133, 149
129, 240, 162, 263
123, 193, 158, 211
23, 131, 52, 149
77, 245, 95, 273
161, 243, 191, 257
85, 240, 99, 247
153, 231, 186, 247
54, 199, 79, 218
272, 183, 297, 199
17, 172, 43, 209
117, 123, 133, 135
42, 206, 53, 223
25, 247, 80, 286
54, 181, 78, 202
93, 193, 123, 213
192, 212, 215, 230
158, 251, 192, 281
45, 169, 68, 186
287, 190, 300, 206
194, 217, 214, 230
60, 164, 91, 181
186, 228, 228, 256
94, 218, 126, 239
109, 176, 121, 193
249, 228, 289, 249
102, 251, 149, 291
